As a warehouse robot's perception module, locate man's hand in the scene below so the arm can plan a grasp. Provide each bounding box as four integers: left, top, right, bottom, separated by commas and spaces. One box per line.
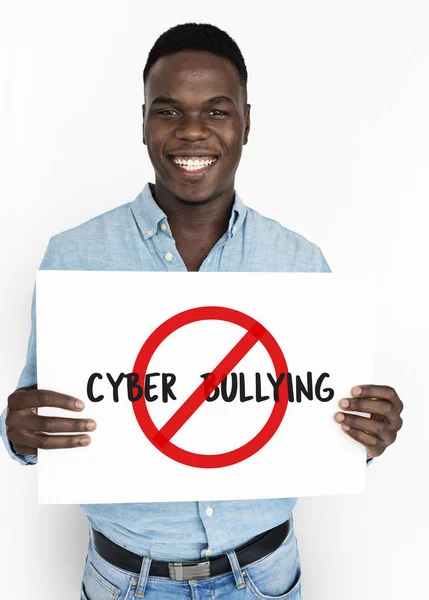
6, 386, 96, 456
334, 385, 403, 458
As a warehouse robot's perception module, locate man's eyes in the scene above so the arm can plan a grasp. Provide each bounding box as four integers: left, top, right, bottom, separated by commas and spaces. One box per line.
156, 109, 227, 117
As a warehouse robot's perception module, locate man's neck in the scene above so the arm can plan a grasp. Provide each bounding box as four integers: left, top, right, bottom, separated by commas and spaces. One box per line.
150, 182, 234, 239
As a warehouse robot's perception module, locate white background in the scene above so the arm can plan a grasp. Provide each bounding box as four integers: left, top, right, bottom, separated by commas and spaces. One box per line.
0, 1, 428, 598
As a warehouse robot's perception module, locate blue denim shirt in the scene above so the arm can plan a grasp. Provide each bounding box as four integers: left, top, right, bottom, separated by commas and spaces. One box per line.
1, 182, 334, 561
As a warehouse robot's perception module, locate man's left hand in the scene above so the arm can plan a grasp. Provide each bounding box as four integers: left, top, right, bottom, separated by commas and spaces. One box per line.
334, 385, 403, 458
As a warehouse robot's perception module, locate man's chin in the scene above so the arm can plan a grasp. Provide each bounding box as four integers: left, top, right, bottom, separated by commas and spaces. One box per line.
167, 180, 218, 206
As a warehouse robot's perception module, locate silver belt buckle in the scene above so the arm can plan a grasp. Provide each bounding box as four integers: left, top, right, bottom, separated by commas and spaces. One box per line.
168, 560, 211, 581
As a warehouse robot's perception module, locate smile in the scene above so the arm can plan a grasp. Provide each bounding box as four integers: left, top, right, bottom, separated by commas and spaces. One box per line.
168, 156, 218, 175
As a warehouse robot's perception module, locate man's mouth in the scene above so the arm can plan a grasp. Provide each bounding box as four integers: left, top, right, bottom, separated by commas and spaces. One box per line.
167, 155, 218, 175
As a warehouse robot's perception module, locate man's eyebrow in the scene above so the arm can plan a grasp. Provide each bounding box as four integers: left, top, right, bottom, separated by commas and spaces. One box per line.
151, 96, 180, 106
206, 96, 234, 105
150, 95, 234, 106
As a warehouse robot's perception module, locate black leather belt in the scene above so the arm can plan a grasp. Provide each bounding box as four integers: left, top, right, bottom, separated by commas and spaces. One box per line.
91, 519, 290, 581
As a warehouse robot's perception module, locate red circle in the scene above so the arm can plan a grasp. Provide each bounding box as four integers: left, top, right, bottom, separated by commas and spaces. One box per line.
132, 306, 288, 468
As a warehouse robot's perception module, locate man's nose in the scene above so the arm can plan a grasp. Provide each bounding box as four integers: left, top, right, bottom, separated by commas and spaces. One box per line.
175, 114, 211, 141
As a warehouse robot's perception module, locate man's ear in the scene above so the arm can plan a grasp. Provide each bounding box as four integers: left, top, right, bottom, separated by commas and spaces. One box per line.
142, 104, 146, 146
243, 103, 251, 145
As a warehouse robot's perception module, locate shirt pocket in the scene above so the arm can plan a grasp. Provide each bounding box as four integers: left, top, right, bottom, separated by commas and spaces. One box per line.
81, 560, 121, 600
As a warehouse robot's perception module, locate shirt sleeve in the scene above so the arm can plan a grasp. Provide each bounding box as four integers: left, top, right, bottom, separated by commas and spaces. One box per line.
0, 236, 58, 466
314, 246, 332, 272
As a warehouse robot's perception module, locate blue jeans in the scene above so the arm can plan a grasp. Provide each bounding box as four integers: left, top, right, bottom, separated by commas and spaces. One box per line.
80, 521, 302, 599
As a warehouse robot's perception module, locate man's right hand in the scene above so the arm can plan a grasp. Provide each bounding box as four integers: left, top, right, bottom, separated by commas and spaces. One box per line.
6, 386, 96, 456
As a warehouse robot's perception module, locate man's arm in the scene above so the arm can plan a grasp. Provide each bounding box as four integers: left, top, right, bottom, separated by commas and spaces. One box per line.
1, 237, 57, 465
0, 281, 39, 465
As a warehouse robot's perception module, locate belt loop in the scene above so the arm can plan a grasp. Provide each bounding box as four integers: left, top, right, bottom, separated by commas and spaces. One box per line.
135, 555, 152, 598
225, 549, 246, 589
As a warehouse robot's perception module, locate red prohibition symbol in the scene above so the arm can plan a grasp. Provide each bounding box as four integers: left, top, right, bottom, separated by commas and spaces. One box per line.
132, 306, 289, 468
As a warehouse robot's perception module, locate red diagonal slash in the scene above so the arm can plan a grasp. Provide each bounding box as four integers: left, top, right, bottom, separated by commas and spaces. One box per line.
153, 321, 267, 448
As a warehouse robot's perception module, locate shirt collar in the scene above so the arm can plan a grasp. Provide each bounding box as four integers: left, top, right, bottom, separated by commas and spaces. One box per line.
130, 182, 247, 240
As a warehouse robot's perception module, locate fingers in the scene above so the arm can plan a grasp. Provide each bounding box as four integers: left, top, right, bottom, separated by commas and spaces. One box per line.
334, 384, 403, 457
7, 416, 96, 450
351, 385, 403, 413
8, 388, 85, 412
338, 398, 403, 424
337, 397, 403, 430
6, 388, 96, 451
334, 413, 397, 445
15, 430, 92, 450
24, 414, 97, 434
339, 426, 383, 458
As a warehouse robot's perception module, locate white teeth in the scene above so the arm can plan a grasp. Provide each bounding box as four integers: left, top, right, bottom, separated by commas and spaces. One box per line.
172, 157, 217, 170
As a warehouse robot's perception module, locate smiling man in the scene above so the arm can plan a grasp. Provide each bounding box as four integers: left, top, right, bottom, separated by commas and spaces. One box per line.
1, 22, 403, 600
142, 38, 251, 274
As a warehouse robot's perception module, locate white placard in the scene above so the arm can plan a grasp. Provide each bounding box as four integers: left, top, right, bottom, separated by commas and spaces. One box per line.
36, 272, 375, 504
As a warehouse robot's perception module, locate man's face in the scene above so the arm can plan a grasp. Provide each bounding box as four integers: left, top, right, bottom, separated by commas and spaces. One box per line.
143, 50, 250, 204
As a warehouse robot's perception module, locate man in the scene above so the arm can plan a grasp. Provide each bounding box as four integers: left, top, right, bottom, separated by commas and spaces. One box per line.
1, 22, 403, 600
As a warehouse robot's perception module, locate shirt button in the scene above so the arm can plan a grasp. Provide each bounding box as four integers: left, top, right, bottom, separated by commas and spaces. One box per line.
147, 229, 154, 236
232, 226, 237, 233
160, 223, 167, 232
204, 548, 213, 556
205, 506, 214, 517
164, 252, 174, 261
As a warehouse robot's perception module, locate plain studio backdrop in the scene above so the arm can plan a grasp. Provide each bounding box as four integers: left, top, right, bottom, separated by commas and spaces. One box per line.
0, 1, 428, 598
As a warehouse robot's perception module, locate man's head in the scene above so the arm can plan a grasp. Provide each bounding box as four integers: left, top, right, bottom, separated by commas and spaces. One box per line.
142, 23, 251, 205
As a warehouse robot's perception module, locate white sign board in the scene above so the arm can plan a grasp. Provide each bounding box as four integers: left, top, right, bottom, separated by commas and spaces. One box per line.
36, 272, 375, 504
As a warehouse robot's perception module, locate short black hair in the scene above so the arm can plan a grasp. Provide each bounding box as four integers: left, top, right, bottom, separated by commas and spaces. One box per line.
143, 22, 248, 91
